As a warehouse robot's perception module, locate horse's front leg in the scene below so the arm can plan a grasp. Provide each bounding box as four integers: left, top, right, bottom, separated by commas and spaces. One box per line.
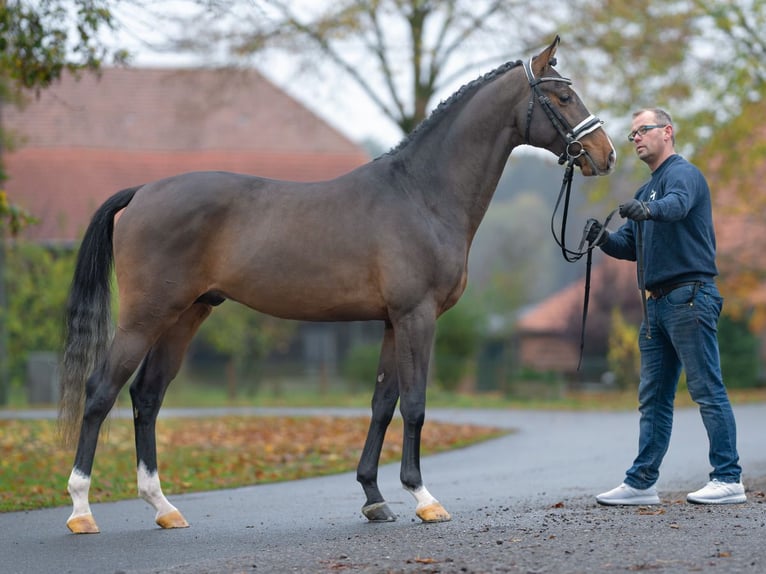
395, 306, 451, 523
357, 322, 399, 522
131, 304, 211, 529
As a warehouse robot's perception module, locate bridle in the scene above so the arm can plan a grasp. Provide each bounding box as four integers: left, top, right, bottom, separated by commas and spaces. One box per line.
523, 55, 618, 368
522, 57, 604, 170
522, 55, 611, 263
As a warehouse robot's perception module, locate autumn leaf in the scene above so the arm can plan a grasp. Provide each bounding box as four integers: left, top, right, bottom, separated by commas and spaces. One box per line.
0, 416, 506, 513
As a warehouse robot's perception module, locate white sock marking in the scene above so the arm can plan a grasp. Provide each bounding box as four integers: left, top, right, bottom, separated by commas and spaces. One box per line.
405, 485, 439, 509
67, 468, 92, 520
137, 461, 178, 519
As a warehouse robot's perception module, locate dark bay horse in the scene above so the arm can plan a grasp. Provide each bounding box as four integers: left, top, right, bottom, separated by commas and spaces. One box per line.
59, 36, 615, 534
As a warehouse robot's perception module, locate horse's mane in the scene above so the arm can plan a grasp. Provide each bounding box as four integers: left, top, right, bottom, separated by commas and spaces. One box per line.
382, 59, 523, 158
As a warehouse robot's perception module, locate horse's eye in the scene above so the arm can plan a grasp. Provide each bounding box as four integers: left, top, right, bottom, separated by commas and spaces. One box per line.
559, 93, 572, 104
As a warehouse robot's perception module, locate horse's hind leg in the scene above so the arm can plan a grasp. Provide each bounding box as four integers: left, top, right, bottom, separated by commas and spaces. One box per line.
130, 302, 213, 529
66, 329, 155, 534
357, 322, 399, 522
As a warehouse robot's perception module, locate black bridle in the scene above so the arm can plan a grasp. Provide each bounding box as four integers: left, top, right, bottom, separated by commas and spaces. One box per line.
523, 56, 617, 369
522, 57, 604, 171
522, 56, 610, 262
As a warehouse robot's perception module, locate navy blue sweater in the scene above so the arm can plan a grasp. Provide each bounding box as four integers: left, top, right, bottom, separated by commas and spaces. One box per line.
601, 154, 718, 290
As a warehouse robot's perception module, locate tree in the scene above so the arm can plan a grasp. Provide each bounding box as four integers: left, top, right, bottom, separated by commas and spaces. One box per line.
194, 301, 295, 399
560, 0, 765, 151
559, 0, 766, 338
433, 292, 484, 392
169, 0, 558, 135
5, 243, 77, 383
0, 0, 129, 404
0, 0, 128, 96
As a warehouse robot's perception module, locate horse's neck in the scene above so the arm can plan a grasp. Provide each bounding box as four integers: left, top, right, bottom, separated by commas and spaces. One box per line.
395, 67, 526, 237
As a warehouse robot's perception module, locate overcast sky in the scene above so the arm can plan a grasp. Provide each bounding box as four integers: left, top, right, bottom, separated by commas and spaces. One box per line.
109, 3, 406, 149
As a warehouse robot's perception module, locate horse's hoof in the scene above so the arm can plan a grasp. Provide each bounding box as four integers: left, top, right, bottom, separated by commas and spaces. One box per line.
361, 501, 397, 522
156, 509, 190, 529
67, 513, 100, 534
416, 502, 452, 523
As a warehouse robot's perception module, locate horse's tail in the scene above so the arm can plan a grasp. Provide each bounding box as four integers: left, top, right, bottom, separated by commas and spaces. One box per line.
58, 185, 142, 447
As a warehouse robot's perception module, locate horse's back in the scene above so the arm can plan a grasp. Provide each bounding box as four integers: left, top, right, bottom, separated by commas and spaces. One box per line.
111, 169, 394, 321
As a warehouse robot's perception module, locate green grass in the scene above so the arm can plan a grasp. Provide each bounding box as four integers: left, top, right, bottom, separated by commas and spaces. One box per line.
6, 371, 766, 412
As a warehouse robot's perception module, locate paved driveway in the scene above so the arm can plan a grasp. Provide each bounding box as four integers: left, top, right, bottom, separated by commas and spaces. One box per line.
2, 405, 765, 573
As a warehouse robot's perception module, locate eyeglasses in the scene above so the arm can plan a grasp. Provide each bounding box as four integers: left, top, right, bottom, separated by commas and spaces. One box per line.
627, 124, 667, 142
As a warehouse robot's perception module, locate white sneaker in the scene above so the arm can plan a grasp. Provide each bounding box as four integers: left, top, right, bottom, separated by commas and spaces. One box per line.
596, 482, 660, 506
687, 479, 746, 504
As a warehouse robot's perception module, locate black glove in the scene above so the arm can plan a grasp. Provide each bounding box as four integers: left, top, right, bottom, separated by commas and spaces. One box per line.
619, 199, 651, 221
585, 218, 608, 246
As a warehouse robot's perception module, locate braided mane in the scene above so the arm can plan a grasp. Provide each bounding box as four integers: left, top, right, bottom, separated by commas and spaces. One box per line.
384, 60, 523, 157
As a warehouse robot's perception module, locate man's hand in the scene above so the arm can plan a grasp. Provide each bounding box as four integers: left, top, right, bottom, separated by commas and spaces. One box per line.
619, 199, 651, 221
585, 218, 608, 246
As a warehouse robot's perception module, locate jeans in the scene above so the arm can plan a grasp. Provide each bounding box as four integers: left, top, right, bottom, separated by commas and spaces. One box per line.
624, 282, 741, 489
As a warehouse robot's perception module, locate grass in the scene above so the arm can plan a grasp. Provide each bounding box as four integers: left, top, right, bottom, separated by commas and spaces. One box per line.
0, 414, 507, 513
3, 375, 765, 514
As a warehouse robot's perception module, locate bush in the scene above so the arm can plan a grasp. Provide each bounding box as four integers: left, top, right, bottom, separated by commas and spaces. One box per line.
606, 307, 640, 390
341, 342, 380, 392
434, 299, 484, 392
718, 314, 761, 388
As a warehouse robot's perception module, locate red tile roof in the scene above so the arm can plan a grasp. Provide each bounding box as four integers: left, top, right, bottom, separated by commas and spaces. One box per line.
3, 67, 370, 242
519, 189, 766, 337
517, 256, 638, 334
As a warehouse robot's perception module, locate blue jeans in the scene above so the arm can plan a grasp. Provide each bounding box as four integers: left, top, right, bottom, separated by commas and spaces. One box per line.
624, 282, 741, 489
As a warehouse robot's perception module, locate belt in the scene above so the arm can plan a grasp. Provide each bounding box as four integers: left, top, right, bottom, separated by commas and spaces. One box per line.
648, 281, 702, 300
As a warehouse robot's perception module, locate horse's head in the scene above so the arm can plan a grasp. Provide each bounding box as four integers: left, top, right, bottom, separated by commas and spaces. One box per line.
521, 36, 615, 176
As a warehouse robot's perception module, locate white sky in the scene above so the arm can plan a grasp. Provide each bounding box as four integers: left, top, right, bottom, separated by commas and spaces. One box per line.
109, 3, 408, 149
106, 1, 557, 151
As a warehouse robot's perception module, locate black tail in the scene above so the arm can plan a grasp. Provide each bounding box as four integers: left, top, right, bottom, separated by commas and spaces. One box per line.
58, 186, 141, 446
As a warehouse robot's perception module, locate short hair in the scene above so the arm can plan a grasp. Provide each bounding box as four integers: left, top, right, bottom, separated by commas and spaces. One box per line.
633, 107, 675, 145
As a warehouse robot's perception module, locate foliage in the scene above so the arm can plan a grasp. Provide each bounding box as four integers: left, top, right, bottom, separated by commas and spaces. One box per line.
606, 307, 640, 390
692, 98, 766, 332
0, 191, 36, 235
469, 192, 556, 314
561, 0, 766, 151
194, 301, 296, 397
0, 0, 128, 98
4, 242, 76, 385
433, 296, 484, 392
340, 342, 379, 390
718, 314, 761, 389
0, 415, 506, 512
168, 0, 559, 134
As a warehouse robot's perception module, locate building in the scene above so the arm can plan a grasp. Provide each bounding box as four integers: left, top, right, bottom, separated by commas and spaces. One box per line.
4, 67, 370, 243
3, 66, 380, 384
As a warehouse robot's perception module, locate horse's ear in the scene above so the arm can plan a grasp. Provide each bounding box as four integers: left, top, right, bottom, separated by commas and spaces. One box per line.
531, 35, 561, 77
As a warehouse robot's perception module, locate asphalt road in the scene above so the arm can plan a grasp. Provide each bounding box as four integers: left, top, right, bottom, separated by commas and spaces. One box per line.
2, 404, 765, 573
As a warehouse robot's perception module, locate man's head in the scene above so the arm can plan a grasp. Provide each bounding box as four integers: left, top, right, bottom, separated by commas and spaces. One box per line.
628, 108, 675, 171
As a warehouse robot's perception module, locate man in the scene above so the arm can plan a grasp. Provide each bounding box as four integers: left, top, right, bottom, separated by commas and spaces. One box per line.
587, 107, 745, 505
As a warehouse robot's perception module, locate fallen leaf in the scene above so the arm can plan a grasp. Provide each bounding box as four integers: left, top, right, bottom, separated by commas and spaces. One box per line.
638, 508, 666, 515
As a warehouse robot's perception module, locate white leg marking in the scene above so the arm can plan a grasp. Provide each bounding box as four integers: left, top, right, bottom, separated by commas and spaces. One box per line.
405, 485, 439, 510
67, 468, 93, 521
137, 461, 179, 520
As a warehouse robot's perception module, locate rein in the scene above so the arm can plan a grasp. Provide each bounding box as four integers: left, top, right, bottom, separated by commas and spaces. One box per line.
550, 160, 618, 369
522, 56, 613, 369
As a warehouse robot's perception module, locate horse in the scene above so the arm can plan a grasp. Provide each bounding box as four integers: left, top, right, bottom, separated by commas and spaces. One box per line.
58, 35, 615, 534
